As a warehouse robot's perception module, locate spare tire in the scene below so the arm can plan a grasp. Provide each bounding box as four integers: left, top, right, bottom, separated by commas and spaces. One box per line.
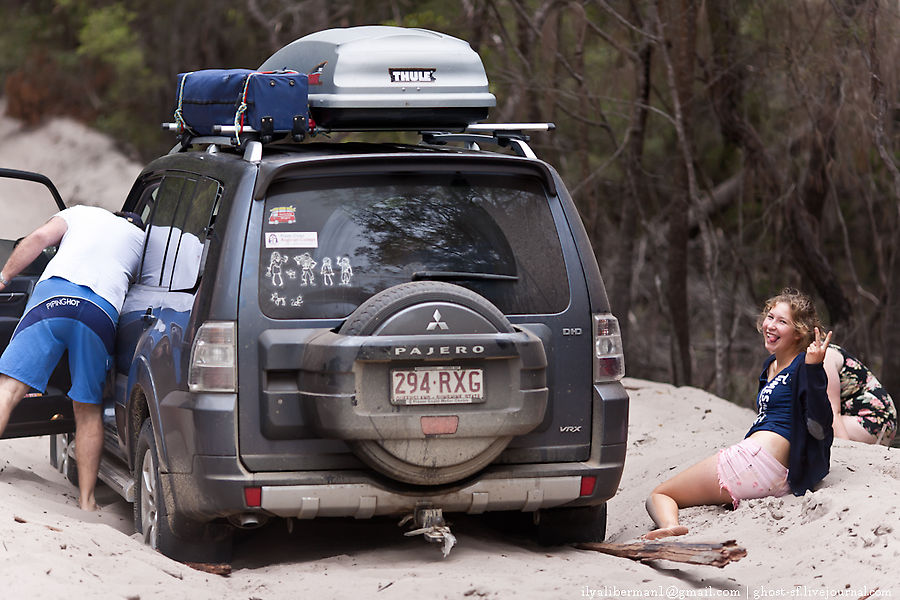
334, 281, 547, 485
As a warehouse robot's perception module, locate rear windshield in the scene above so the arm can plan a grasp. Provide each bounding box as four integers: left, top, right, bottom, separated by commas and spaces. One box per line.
259, 172, 569, 319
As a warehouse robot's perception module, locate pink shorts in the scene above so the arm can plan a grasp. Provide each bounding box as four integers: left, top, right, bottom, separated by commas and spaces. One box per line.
717, 438, 790, 508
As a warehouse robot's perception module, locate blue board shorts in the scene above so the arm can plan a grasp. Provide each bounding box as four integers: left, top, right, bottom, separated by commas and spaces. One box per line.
0, 277, 117, 404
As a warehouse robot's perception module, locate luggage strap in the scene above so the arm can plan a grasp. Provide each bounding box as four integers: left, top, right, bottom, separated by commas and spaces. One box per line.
174, 70, 197, 135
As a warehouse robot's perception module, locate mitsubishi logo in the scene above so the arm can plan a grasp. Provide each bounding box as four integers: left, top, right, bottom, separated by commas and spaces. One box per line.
426, 309, 449, 331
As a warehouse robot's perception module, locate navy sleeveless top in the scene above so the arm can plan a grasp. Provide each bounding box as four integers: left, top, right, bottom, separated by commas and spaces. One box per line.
746, 353, 803, 442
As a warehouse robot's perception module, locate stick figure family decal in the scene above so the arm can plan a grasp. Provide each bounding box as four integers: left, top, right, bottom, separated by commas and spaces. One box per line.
265, 250, 354, 306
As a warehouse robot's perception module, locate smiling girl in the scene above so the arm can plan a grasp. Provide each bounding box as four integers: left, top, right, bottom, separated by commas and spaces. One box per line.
644, 288, 834, 539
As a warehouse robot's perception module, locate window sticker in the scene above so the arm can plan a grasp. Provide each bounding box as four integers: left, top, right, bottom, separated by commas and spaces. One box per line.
338, 256, 353, 286
321, 257, 335, 286
266, 251, 289, 287
290, 295, 304, 307
295, 252, 317, 286
265, 231, 318, 249
268, 205, 297, 225
270, 292, 286, 306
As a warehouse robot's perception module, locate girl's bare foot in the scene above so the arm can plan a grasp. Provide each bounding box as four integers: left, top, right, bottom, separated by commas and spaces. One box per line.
642, 525, 688, 540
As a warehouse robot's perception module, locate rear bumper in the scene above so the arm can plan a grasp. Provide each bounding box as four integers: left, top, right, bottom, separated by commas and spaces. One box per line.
263, 474, 583, 518
167, 443, 625, 520
161, 381, 628, 521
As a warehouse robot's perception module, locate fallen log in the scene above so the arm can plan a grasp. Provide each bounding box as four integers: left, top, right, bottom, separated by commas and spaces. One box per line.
185, 562, 232, 576
575, 539, 747, 568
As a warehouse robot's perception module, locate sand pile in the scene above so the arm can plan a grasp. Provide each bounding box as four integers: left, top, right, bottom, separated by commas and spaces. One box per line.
0, 378, 896, 599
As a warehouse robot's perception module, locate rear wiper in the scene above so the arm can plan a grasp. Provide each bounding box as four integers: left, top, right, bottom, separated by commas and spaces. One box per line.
412, 270, 518, 282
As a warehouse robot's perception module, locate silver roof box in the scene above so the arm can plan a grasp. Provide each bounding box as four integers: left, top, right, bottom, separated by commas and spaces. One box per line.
259, 26, 496, 131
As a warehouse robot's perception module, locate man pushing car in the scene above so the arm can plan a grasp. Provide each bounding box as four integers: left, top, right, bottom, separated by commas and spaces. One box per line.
0, 205, 145, 510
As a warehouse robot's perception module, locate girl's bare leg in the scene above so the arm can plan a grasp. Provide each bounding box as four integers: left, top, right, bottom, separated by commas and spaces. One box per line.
838, 415, 878, 444
644, 452, 733, 539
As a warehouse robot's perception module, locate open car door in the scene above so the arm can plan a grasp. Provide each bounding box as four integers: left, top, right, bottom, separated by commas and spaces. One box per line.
0, 168, 74, 438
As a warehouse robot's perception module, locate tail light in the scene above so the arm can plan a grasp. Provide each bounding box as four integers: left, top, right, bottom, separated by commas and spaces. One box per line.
244, 486, 262, 508
593, 314, 625, 382
188, 321, 237, 392
579, 475, 597, 497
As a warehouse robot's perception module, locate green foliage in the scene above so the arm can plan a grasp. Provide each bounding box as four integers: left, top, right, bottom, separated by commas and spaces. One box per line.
76, 4, 142, 73
0, 10, 39, 73
72, 3, 161, 143
0, 1, 71, 77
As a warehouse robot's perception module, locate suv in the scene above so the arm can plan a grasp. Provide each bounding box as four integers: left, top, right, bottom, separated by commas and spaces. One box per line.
1, 26, 627, 562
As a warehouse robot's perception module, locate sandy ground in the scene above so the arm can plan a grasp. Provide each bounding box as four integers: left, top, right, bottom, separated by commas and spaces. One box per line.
0, 378, 897, 599
0, 108, 142, 239
0, 112, 897, 599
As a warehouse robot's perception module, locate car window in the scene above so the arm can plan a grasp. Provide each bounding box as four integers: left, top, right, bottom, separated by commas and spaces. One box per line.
259, 172, 569, 318
139, 174, 220, 290
170, 178, 219, 290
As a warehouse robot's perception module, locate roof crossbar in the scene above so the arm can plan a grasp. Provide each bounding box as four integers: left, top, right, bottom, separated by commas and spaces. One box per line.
421, 124, 555, 159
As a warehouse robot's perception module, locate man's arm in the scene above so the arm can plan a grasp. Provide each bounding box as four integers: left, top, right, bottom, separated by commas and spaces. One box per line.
0, 216, 68, 290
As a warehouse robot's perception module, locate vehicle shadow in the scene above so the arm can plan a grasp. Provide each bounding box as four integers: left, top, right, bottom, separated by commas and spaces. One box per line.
230, 512, 546, 568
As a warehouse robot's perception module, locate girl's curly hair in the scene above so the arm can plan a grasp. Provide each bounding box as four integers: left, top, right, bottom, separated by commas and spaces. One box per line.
756, 287, 821, 348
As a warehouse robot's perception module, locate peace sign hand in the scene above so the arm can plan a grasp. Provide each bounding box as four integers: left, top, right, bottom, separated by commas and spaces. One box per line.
805, 327, 832, 364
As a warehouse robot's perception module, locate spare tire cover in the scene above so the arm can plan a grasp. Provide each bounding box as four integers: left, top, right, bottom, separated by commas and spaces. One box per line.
337, 281, 546, 485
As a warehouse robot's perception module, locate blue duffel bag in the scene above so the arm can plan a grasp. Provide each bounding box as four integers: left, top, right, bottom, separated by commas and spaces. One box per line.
174, 69, 309, 139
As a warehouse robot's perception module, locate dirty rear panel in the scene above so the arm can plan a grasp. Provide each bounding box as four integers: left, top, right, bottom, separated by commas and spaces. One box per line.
237, 153, 593, 473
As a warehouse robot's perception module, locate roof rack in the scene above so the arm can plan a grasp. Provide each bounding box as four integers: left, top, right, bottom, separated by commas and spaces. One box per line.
162, 121, 556, 161
422, 123, 555, 159
162, 122, 299, 152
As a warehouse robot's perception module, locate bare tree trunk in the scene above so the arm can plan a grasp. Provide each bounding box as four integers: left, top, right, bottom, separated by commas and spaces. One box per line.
852, 0, 900, 396
513, 0, 543, 123
699, 219, 725, 397
572, 2, 597, 233
462, 0, 492, 53
654, 0, 697, 386
785, 194, 851, 325
608, 1, 652, 350
786, 59, 851, 326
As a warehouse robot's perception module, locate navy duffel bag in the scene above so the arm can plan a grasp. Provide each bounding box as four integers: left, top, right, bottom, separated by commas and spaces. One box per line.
174, 69, 309, 138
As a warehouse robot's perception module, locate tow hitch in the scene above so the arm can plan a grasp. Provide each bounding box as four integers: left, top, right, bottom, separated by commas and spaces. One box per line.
399, 506, 457, 557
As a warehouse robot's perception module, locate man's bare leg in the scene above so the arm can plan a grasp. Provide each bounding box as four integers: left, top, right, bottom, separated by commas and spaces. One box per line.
0, 374, 30, 434
72, 400, 103, 511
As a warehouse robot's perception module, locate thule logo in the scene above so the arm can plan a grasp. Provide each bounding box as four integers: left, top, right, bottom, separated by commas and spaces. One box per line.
389, 68, 436, 83
426, 309, 449, 331
559, 425, 583, 433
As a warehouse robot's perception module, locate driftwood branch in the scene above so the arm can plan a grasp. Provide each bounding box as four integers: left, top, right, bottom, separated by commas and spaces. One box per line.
576, 539, 747, 568
185, 562, 232, 576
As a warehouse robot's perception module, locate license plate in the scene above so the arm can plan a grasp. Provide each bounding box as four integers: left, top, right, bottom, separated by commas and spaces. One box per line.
391, 367, 484, 405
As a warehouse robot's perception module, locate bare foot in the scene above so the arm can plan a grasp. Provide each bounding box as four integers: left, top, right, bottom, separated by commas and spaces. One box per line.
79, 497, 98, 512
643, 525, 689, 540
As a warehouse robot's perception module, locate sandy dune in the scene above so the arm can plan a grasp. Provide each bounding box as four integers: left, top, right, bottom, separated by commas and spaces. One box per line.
0, 108, 141, 239
0, 378, 896, 599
